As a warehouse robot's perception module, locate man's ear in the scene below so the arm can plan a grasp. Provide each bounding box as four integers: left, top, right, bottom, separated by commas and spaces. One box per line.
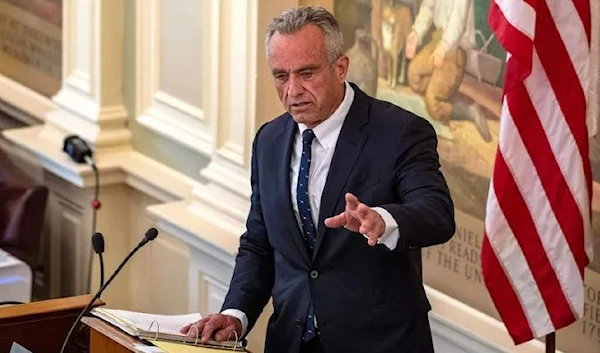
335, 55, 350, 82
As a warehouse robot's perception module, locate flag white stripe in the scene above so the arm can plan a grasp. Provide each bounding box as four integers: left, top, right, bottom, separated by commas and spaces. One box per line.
485, 186, 553, 337
525, 50, 593, 265
544, 0, 590, 101
494, 0, 536, 39
502, 103, 584, 318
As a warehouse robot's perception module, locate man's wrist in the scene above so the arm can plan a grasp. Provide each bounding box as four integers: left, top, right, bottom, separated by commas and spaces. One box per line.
371, 207, 400, 250
221, 308, 248, 336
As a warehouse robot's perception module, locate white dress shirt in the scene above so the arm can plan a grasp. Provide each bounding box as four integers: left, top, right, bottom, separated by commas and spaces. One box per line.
222, 82, 400, 335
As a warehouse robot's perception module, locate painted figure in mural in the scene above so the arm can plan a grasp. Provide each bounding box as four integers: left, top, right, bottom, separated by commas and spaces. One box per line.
405, 0, 492, 142
345, 28, 379, 96
381, 2, 413, 87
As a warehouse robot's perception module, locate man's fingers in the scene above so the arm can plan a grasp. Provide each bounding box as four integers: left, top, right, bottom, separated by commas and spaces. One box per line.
180, 323, 192, 334
355, 203, 370, 221
324, 212, 346, 228
345, 193, 359, 210
200, 319, 221, 344
214, 325, 237, 341
357, 212, 386, 247
367, 231, 379, 246
184, 318, 208, 337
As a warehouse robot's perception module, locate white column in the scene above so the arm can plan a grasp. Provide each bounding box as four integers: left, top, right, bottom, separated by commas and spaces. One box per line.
187, 0, 286, 235
185, 0, 255, 235
42, 0, 130, 152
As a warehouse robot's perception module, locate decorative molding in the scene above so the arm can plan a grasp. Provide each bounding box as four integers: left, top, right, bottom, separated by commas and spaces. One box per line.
148, 201, 240, 260
47, 0, 129, 149
118, 153, 196, 202
2, 126, 197, 203
425, 286, 563, 353
151, 200, 240, 314
49, 193, 84, 297
192, 160, 250, 225
45, 108, 131, 150
137, 111, 210, 156
204, 276, 229, 314
214, 0, 258, 169
144, 232, 190, 314
135, 0, 217, 156
0, 75, 54, 123
216, 142, 246, 169
430, 313, 505, 353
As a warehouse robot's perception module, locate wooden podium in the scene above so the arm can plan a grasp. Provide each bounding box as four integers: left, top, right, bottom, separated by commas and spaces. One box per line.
1, 297, 252, 353
0, 295, 153, 353
0, 295, 103, 353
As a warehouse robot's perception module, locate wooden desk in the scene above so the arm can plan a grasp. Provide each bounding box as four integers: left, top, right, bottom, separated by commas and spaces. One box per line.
0, 295, 103, 353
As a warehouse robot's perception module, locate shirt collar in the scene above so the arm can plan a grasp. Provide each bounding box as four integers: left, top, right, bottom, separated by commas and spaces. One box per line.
298, 81, 355, 150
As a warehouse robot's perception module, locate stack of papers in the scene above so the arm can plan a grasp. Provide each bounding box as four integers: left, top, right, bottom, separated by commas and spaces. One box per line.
91, 307, 246, 351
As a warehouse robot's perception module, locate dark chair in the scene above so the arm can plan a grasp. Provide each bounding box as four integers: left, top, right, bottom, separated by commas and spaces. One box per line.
0, 148, 48, 271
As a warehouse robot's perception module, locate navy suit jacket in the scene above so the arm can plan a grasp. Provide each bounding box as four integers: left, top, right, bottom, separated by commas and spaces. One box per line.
222, 83, 455, 353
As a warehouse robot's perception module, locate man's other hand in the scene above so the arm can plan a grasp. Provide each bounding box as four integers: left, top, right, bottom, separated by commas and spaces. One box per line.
324, 193, 385, 246
179, 314, 242, 344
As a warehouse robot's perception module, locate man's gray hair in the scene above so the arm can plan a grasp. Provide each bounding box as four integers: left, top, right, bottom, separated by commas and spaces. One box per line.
264, 6, 344, 63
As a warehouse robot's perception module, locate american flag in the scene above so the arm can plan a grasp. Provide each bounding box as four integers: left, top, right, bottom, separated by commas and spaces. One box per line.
482, 0, 594, 345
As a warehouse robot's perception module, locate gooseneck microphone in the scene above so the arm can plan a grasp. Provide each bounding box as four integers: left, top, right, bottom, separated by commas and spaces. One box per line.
59, 228, 159, 353
92, 232, 105, 287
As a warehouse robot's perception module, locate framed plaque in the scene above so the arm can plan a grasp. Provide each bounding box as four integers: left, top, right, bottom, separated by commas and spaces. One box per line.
0, 0, 61, 97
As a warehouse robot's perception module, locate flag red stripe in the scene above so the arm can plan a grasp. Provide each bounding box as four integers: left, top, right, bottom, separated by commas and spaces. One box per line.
571, 0, 591, 44
506, 83, 587, 275
481, 233, 533, 344
535, 0, 592, 205
488, 1, 533, 90
492, 151, 576, 328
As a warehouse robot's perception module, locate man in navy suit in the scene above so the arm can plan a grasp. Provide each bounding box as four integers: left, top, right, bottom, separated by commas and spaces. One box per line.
181, 6, 455, 353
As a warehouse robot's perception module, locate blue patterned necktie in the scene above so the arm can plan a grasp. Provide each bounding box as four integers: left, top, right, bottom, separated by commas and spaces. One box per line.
297, 129, 317, 341
297, 129, 317, 254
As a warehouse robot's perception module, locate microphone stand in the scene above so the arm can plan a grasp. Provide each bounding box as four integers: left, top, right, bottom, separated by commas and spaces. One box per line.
86, 155, 102, 292
59, 229, 158, 353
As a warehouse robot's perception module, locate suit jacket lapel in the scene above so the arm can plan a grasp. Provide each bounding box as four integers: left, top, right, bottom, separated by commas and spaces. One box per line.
275, 116, 311, 265
314, 86, 370, 260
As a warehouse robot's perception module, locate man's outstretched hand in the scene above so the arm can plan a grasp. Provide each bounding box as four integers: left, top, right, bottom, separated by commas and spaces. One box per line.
180, 314, 242, 344
324, 193, 385, 246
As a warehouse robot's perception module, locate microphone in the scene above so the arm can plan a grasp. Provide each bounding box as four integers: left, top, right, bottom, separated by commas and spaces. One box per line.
92, 232, 105, 287
59, 228, 159, 353
62, 135, 93, 165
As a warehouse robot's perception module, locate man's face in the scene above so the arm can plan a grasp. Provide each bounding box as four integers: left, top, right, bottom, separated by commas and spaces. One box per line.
268, 24, 349, 128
